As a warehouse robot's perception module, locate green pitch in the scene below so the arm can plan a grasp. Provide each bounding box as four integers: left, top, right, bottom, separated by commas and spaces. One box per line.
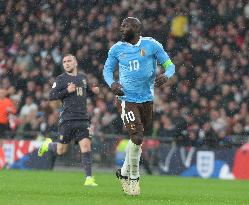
0, 170, 248, 205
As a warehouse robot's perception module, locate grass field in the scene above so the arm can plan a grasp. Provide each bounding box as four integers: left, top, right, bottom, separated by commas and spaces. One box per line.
0, 170, 248, 205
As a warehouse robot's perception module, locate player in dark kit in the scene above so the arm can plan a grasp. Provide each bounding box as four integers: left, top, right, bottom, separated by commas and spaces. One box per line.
38, 54, 99, 186
103, 17, 175, 195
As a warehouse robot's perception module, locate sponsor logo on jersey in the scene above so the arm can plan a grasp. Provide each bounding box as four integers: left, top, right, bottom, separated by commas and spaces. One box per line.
59, 135, 64, 140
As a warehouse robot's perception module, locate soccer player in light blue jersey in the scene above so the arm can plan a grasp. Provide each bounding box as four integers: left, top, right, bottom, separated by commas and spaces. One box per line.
103, 17, 175, 196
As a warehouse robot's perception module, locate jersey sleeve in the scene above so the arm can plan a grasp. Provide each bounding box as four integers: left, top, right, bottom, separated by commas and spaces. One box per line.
153, 39, 175, 78
49, 76, 69, 100
103, 45, 118, 87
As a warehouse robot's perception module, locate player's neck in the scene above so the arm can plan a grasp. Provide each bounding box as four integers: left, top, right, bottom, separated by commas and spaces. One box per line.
129, 35, 140, 45
66, 69, 77, 76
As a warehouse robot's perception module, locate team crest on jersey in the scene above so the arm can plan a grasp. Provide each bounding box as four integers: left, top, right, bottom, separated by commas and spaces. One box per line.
140, 49, 146, 56
82, 79, 86, 85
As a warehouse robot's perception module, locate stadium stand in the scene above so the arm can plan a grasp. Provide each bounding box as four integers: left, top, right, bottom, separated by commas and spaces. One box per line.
0, 0, 248, 152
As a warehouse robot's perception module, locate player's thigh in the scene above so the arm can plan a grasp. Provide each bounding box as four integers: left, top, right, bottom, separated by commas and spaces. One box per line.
140, 101, 153, 135
117, 100, 144, 136
57, 143, 70, 155
73, 120, 91, 151
58, 121, 74, 144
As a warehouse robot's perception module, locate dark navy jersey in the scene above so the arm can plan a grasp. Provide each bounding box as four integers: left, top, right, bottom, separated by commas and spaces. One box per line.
49, 72, 89, 123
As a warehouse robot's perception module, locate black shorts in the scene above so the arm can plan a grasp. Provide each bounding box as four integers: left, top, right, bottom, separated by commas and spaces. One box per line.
0, 124, 8, 138
116, 99, 153, 136
58, 120, 90, 144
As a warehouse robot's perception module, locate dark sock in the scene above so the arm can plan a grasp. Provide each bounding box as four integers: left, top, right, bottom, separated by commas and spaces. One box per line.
81, 151, 92, 177
48, 142, 57, 154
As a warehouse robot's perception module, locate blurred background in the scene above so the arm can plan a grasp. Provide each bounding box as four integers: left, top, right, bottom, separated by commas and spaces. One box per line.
0, 0, 249, 179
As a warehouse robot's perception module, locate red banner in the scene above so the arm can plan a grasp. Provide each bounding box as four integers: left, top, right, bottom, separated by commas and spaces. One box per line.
0, 143, 6, 169
1, 139, 41, 167
233, 143, 249, 179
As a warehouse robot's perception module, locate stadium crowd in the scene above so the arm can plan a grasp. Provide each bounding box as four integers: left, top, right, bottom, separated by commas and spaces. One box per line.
0, 0, 249, 148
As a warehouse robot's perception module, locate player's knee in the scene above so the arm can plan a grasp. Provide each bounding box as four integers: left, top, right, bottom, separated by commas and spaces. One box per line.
80, 144, 91, 153
57, 146, 68, 155
79, 138, 91, 152
131, 132, 143, 145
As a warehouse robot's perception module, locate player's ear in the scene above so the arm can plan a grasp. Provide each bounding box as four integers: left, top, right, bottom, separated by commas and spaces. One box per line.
73, 55, 78, 66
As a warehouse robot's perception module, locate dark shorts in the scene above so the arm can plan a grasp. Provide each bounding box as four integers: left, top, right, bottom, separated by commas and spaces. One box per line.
58, 120, 90, 144
116, 99, 153, 136
0, 124, 9, 138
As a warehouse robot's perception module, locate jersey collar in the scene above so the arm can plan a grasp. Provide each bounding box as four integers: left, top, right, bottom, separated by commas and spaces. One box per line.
134, 36, 142, 47
123, 36, 142, 47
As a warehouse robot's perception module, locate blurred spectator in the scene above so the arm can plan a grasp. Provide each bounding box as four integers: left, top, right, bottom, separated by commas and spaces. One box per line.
158, 115, 176, 142
19, 96, 38, 119
199, 122, 219, 148
0, 87, 16, 137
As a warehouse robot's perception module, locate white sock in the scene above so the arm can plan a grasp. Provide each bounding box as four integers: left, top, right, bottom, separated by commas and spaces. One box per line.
129, 141, 142, 179
121, 140, 131, 177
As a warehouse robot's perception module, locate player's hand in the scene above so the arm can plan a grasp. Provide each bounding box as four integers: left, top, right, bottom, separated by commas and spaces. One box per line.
155, 74, 167, 87
111, 82, 124, 96
67, 82, 76, 93
91, 86, 100, 95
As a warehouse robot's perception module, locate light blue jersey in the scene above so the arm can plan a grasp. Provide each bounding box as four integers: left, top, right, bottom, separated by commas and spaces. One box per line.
103, 36, 175, 103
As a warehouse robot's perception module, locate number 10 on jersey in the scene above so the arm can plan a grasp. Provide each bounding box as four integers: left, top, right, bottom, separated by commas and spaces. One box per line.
129, 60, 140, 71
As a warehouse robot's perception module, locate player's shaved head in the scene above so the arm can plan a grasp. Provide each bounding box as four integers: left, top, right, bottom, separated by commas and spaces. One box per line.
122, 17, 142, 32
121, 17, 142, 44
